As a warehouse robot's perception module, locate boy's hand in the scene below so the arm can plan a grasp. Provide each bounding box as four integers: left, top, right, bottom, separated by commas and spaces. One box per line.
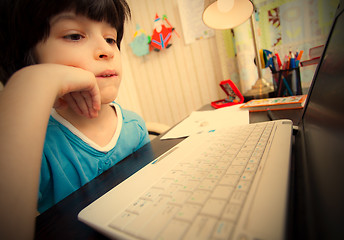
55, 91, 100, 118
8, 64, 101, 118
47, 64, 101, 118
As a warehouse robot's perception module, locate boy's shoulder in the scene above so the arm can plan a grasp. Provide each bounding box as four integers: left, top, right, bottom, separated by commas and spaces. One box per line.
111, 102, 144, 123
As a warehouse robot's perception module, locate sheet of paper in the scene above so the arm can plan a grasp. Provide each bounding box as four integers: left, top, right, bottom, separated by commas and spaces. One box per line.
161, 104, 249, 140
177, 0, 215, 44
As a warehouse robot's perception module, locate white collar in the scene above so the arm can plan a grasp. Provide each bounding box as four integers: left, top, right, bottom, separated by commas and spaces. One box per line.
50, 102, 122, 152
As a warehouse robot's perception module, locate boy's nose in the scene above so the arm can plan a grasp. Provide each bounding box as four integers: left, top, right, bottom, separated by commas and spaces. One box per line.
94, 41, 114, 60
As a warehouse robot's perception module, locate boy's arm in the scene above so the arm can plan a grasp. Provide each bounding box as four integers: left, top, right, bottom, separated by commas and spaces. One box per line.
0, 64, 100, 239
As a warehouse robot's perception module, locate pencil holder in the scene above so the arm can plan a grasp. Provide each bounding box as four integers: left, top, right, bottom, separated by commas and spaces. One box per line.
272, 67, 302, 97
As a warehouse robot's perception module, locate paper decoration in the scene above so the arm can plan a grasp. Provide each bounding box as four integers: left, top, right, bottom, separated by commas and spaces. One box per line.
150, 13, 175, 52
129, 24, 150, 57
130, 14, 179, 57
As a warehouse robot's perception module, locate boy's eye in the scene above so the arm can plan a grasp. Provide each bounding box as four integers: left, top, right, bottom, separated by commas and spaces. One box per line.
63, 34, 83, 41
106, 38, 117, 45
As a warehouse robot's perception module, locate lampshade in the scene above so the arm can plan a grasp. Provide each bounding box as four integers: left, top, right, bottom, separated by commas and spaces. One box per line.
203, 0, 253, 29
202, 0, 274, 98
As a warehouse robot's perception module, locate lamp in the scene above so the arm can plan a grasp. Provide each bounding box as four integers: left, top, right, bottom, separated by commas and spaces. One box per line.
203, 0, 274, 98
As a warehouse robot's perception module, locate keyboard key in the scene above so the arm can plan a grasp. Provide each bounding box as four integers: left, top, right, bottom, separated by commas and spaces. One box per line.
172, 175, 189, 185
236, 180, 251, 192
230, 191, 247, 206
180, 179, 200, 191
169, 191, 192, 206
241, 171, 255, 181
126, 199, 152, 214
198, 163, 215, 171
108, 211, 137, 230
245, 163, 258, 172
226, 148, 239, 155
172, 162, 192, 171
189, 170, 208, 181
164, 170, 183, 179
213, 161, 231, 170
175, 203, 201, 222
138, 205, 180, 240
198, 179, 218, 191
157, 219, 190, 240
188, 190, 211, 205
219, 174, 239, 186
211, 185, 234, 200
123, 197, 170, 236
229, 143, 243, 150
222, 203, 242, 221
122, 207, 156, 236
161, 184, 181, 197
212, 220, 235, 240
231, 157, 249, 166
201, 155, 222, 164
226, 165, 245, 175
207, 169, 225, 179
221, 154, 235, 163
183, 215, 217, 240
237, 149, 254, 158
201, 198, 227, 218
248, 157, 260, 164
140, 188, 164, 201
153, 178, 173, 189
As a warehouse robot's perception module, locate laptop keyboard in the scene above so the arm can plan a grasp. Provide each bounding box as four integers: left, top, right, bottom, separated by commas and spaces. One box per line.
108, 121, 275, 240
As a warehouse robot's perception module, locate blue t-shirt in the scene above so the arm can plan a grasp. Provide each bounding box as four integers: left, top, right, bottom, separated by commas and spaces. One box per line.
38, 102, 150, 213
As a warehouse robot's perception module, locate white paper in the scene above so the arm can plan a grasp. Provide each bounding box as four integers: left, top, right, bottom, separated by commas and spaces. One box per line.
177, 0, 215, 44
161, 104, 249, 140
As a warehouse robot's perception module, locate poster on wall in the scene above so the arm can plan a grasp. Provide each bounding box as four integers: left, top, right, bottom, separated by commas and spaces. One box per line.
177, 0, 215, 44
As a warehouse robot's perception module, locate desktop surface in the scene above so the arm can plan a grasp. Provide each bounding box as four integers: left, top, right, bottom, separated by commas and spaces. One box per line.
35, 108, 302, 240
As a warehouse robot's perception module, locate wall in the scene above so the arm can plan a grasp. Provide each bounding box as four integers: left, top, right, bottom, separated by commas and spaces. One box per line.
116, 0, 225, 127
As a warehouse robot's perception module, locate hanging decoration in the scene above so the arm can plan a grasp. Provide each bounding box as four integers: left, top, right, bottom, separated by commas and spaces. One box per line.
150, 13, 179, 52
129, 24, 151, 57
129, 14, 179, 58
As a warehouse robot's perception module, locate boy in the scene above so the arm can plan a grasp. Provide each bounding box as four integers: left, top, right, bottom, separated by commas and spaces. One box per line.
0, 0, 149, 238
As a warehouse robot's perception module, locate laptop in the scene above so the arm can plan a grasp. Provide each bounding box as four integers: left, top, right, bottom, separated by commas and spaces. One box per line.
78, 1, 344, 239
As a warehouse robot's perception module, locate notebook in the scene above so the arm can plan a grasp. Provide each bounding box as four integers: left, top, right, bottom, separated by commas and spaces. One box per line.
78, 1, 344, 239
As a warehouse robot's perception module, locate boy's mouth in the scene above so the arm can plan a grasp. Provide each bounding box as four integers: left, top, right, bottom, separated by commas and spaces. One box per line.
99, 74, 115, 78
96, 70, 117, 78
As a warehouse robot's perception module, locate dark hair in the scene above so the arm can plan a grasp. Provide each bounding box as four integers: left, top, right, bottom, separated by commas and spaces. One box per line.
0, 0, 130, 85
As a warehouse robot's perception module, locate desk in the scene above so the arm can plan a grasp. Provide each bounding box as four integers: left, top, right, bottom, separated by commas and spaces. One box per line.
35, 107, 302, 240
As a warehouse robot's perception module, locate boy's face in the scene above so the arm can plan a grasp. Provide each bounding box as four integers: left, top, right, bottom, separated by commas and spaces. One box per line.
35, 12, 122, 104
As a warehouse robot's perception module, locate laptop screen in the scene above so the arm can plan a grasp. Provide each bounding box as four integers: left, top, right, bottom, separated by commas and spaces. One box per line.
296, 0, 344, 238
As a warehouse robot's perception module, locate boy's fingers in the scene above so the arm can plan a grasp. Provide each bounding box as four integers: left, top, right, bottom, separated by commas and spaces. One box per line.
70, 92, 90, 117
81, 91, 99, 118
81, 91, 93, 114
63, 93, 83, 117
88, 84, 101, 111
